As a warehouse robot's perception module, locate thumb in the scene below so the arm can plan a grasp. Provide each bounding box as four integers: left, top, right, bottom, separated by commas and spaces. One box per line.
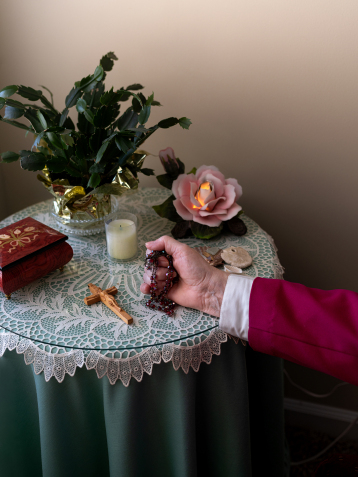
145, 235, 184, 257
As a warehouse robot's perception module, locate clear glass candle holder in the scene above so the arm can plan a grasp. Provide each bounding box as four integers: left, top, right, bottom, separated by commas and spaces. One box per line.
105, 212, 138, 262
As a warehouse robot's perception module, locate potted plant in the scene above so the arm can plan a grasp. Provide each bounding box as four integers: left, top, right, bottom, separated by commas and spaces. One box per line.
0, 52, 191, 227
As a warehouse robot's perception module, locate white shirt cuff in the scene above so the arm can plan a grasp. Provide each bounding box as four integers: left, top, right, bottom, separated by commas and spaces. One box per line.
219, 274, 255, 340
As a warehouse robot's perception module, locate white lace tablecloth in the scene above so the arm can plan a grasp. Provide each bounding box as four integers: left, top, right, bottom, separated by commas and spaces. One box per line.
0, 188, 283, 385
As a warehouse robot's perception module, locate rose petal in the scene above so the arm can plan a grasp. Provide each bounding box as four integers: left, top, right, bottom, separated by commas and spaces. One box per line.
181, 196, 200, 216
173, 199, 193, 221
220, 203, 242, 221
203, 174, 224, 197
201, 188, 215, 205
195, 165, 219, 181
200, 207, 227, 217
200, 196, 225, 212
198, 169, 226, 185
225, 178, 243, 201
172, 174, 195, 199
193, 214, 222, 227
214, 184, 236, 211
189, 182, 202, 208
159, 147, 176, 162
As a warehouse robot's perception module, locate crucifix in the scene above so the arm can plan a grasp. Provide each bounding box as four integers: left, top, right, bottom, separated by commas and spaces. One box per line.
84, 283, 133, 325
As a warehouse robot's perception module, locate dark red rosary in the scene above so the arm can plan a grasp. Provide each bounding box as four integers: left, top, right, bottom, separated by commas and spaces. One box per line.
144, 250, 178, 316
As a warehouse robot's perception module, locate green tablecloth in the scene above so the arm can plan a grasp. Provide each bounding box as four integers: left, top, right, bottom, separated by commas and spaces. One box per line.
0, 341, 284, 477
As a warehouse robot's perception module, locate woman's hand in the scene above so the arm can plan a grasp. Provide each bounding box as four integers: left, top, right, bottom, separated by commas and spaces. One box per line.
140, 235, 228, 317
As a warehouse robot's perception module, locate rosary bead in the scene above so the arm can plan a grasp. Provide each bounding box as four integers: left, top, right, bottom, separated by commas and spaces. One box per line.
144, 250, 178, 316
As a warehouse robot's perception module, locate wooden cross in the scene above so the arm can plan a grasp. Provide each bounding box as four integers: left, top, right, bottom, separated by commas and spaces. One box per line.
84, 283, 133, 325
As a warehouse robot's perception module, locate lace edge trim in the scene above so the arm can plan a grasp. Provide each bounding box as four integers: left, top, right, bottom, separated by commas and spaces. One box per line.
265, 232, 285, 279
0, 328, 231, 386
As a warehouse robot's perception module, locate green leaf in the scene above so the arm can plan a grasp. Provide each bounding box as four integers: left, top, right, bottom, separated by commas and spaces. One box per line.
71, 154, 87, 174
100, 52, 118, 72
46, 132, 63, 150
191, 221, 223, 240
4, 98, 25, 109
46, 126, 66, 133
152, 195, 181, 222
156, 173, 174, 189
39, 95, 57, 113
126, 84, 144, 91
61, 134, 74, 147
96, 142, 109, 163
17, 85, 42, 101
82, 65, 104, 93
59, 108, 69, 127
179, 117, 192, 130
60, 137, 69, 150
37, 110, 47, 129
116, 90, 131, 102
187, 166, 197, 175
100, 88, 123, 107
4, 106, 24, 119
117, 109, 138, 130
132, 93, 146, 113
158, 117, 179, 129
89, 162, 105, 173
84, 109, 94, 124
62, 114, 75, 130
0, 116, 34, 132
139, 168, 155, 176
0, 98, 4, 110
146, 93, 154, 106
65, 163, 83, 177
40, 85, 54, 106
20, 153, 47, 171
0, 85, 18, 98
87, 172, 101, 189
1, 151, 20, 163
37, 146, 50, 155
65, 87, 82, 108
93, 104, 119, 128
115, 136, 131, 153
46, 156, 67, 173
151, 100, 162, 106
92, 65, 104, 83
90, 128, 107, 151
138, 105, 151, 125
53, 147, 67, 159
19, 150, 31, 156
24, 109, 43, 133
76, 98, 87, 113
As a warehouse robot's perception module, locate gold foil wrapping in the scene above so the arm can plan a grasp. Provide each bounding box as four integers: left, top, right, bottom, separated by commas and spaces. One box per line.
37, 153, 146, 224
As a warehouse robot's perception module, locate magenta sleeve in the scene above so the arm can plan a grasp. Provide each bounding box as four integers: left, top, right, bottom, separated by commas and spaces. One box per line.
248, 277, 358, 385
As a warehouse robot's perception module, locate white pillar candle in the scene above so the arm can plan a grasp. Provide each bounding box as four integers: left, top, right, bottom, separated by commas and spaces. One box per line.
106, 218, 137, 260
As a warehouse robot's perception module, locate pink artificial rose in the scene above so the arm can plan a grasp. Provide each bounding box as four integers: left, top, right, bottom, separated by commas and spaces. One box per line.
172, 165, 243, 227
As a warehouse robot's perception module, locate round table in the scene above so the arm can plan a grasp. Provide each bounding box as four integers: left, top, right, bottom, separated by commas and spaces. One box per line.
0, 188, 286, 477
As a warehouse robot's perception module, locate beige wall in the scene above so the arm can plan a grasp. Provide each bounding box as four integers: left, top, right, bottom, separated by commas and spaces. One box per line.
1, 0, 358, 409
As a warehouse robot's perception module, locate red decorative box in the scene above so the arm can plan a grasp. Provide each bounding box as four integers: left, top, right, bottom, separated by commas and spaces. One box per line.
0, 217, 73, 298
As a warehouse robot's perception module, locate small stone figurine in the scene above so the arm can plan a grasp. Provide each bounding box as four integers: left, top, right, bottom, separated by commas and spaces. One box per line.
144, 250, 179, 316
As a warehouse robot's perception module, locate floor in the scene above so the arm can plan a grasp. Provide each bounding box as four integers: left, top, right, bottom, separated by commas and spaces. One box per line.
286, 425, 358, 476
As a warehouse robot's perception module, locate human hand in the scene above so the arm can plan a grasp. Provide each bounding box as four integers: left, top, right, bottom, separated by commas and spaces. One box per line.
140, 235, 228, 317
